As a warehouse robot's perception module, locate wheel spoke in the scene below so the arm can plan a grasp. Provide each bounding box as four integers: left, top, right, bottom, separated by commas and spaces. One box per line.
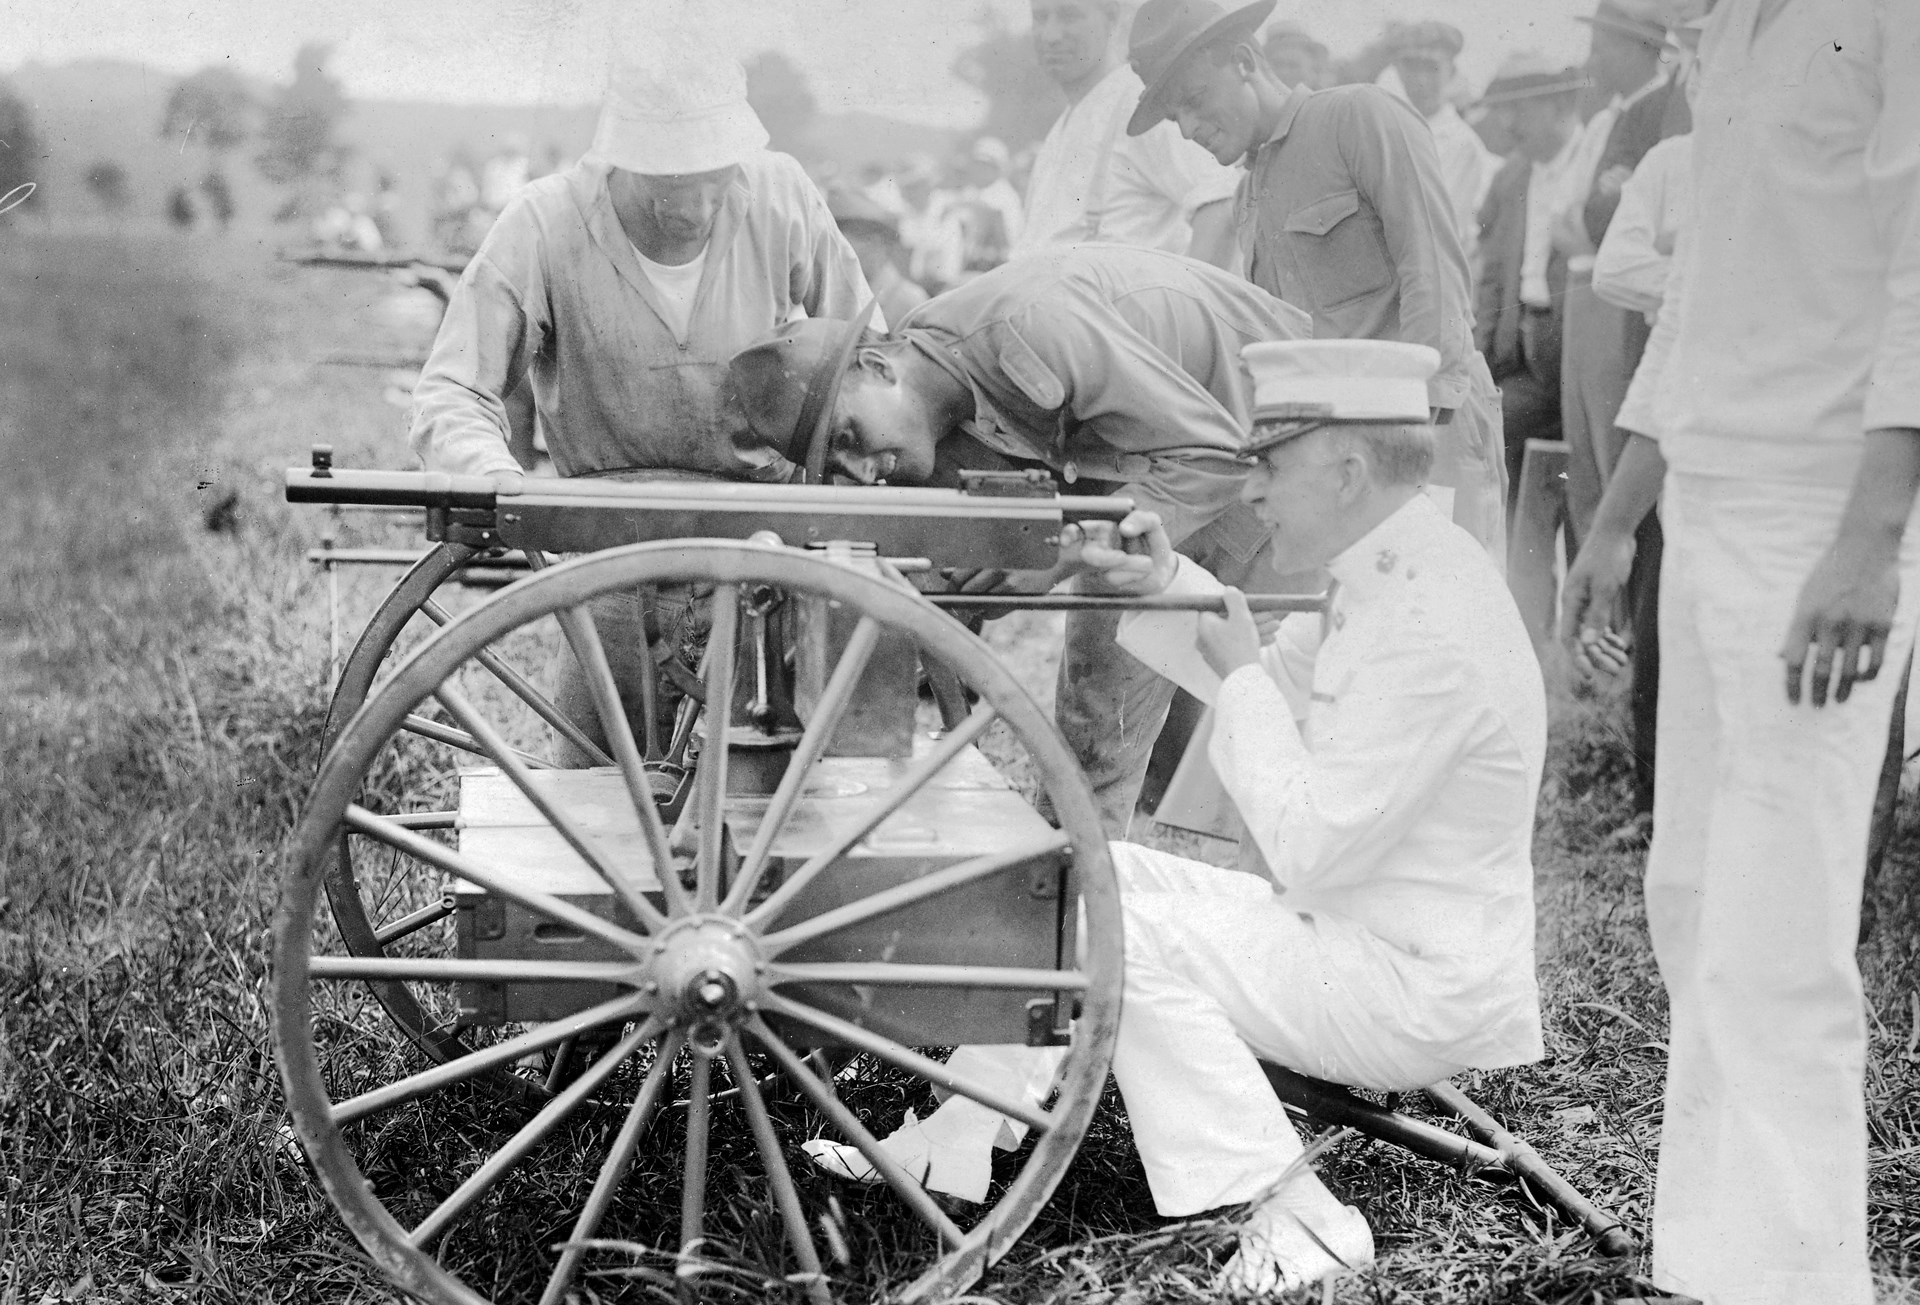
549, 600, 691, 918
746, 1017, 964, 1249
343, 806, 648, 956
403, 714, 557, 768
725, 1035, 832, 1305
437, 681, 670, 935
386, 810, 457, 830
745, 704, 999, 927
408, 1016, 663, 1248
759, 992, 1054, 1136
420, 597, 614, 766
538, 1030, 685, 1305
760, 836, 1068, 956
331, 992, 648, 1126
722, 615, 881, 914
310, 956, 642, 985
635, 587, 663, 760
679, 1051, 713, 1280
767, 962, 1089, 993
373, 897, 455, 945
694, 584, 740, 911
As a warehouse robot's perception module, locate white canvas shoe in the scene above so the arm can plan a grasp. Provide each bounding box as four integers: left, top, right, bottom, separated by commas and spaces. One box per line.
1216, 1200, 1374, 1297
800, 1109, 997, 1203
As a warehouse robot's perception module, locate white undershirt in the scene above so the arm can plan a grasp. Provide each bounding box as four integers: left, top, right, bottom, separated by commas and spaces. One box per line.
631, 242, 707, 340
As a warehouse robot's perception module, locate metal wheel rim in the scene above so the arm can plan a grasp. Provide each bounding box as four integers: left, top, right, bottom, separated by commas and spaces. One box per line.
272, 539, 1122, 1304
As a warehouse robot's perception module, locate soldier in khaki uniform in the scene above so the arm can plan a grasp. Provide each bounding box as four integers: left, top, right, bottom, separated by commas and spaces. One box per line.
728, 243, 1311, 834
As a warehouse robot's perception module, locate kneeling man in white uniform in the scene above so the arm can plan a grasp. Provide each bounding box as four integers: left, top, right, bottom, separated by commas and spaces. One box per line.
811, 339, 1548, 1293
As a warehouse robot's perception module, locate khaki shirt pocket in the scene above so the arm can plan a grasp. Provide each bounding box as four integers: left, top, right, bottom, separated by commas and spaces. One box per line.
1282, 189, 1394, 312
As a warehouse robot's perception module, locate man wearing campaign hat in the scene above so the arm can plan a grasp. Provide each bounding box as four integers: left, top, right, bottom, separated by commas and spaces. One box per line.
409, 26, 873, 760
410, 29, 872, 487
1387, 21, 1498, 277
802, 338, 1546, 1296
1122, 0, 1511, 577
728, 243, 1311, 835
1472, 54, 1591, 492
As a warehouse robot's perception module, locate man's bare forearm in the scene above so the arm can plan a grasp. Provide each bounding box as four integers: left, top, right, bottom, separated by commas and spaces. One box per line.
1835, 429, 1920, 554
1588, 432, 1667, 542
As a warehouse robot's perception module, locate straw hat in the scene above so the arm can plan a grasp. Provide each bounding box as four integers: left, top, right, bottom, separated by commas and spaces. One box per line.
1477, 51, 1590, 106
587, 34, 769, 176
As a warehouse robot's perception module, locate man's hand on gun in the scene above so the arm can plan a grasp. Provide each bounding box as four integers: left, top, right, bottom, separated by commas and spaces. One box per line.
1065, 509, 1176, 595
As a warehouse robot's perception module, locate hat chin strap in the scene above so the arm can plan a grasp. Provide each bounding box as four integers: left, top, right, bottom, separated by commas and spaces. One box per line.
787, 295, 881, 482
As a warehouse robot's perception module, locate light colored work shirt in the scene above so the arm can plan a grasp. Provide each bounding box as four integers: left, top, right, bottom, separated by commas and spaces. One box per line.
1593, 133, 1693, 324
1231, 84, 1481, 411
1522, 132, 1585, 308
900, 244, 1311, 559
1426, 102, 1499, 270
1117, 493, 1547, 1064
1646, 0, 1920, 484
410, 154, 872, 480
1015, 64, 1242, 257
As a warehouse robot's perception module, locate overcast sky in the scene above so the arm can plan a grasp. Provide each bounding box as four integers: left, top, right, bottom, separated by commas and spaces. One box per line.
3, 0, 1599, 126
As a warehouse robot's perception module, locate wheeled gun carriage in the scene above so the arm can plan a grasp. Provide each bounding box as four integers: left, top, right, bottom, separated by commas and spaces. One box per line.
276, 453, 1631, 1305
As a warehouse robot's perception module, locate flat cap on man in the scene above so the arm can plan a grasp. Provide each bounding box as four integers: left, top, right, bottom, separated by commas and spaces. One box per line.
1262, 19, 1326, 55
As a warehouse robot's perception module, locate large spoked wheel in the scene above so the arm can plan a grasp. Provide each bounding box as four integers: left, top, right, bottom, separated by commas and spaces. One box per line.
320, 542, 695, 1093
273, 539, 1122, 1304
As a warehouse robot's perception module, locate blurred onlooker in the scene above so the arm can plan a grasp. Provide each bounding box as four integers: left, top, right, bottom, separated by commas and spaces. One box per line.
1551, 0, 1686, 548
1472, 54, 1588, 496
432, 148, 485, 255
828, 187, 930, 328
1015, 0, 1240, 265
897, 155, 965, 293
1259, 20, 1329, 91
1562, 3, 1918, 1297
955, 136, 1025, 272
1553, 0, 1689, 814
1388, 21, 1499, 274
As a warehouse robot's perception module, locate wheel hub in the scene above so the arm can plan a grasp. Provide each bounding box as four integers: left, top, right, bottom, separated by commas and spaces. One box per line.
649, 917, 763, 1032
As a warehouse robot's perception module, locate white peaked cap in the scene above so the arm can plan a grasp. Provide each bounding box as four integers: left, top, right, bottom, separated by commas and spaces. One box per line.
1242, 339, 1439, 426
588, 22, 769, 176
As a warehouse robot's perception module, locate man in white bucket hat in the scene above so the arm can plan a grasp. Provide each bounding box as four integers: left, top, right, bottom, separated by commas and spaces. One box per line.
804, 338, 1546, 1296
407, 29, 872, 761
410, 31, 872, 487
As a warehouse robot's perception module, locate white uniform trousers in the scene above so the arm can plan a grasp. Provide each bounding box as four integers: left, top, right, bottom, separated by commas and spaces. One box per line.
1105, 842, 1463, 1215
1648, 472, 1920, 1305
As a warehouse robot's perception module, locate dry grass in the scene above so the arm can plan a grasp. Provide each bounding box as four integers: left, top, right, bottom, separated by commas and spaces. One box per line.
3, 230, 1918, 1304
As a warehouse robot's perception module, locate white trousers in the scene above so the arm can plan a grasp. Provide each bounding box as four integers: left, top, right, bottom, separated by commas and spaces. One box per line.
949, 844, 1464, 1217
1648, 473, 1919, 1305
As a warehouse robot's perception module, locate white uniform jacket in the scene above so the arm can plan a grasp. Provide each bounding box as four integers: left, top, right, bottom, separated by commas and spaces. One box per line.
1117, 493, 1547, 1067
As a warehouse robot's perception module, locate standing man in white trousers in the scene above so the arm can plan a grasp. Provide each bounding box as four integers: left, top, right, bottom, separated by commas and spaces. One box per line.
1566, 3, 1920, 1300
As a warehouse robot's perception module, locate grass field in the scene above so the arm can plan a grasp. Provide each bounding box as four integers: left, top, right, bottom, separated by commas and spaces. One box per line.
4, 230, 1919, 1305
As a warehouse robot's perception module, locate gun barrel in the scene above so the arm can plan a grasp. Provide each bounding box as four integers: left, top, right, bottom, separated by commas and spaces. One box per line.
287, 467, 498, 510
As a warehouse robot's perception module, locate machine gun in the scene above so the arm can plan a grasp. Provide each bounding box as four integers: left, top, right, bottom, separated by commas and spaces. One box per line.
272, 454, 1628, 1305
